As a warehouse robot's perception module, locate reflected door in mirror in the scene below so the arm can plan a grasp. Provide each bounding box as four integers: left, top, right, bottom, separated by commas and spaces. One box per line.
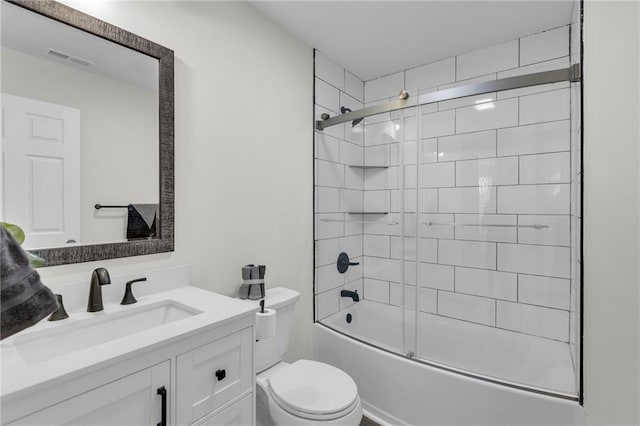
1, 94, 80, 249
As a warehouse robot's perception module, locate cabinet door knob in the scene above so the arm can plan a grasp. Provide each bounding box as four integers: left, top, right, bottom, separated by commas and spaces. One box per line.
215, 369, 226, 381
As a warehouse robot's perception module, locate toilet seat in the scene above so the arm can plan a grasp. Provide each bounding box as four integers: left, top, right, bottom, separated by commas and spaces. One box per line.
266, 360, 359, 421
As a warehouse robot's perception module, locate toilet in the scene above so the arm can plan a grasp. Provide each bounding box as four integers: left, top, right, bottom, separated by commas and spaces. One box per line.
249, 287, 362, 426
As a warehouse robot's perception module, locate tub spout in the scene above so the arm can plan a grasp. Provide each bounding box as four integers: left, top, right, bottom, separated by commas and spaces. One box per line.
341, 289, 360, 302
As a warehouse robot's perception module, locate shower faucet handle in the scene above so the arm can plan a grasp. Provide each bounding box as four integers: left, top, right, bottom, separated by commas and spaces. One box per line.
337, 252, 359, 274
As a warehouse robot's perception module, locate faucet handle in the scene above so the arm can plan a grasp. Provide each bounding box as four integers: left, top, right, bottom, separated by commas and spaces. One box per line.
48, 294, 69, 321
121, 277, 147, 305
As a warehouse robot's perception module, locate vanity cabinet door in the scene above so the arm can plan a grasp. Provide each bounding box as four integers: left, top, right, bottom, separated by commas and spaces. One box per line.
176, 327, 253, 425
9, 361, 170, 426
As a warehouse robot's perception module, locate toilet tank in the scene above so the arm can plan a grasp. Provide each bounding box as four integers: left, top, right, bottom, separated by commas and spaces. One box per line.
254, 287, 299, 373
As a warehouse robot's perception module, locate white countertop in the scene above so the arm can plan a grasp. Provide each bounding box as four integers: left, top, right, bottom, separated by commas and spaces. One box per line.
0, 285, 257, 399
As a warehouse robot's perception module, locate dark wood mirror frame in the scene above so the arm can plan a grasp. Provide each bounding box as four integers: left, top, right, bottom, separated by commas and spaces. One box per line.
6, 0, 175, 266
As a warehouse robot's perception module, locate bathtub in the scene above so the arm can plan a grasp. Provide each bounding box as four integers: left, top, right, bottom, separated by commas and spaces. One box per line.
313, 300, 585, 426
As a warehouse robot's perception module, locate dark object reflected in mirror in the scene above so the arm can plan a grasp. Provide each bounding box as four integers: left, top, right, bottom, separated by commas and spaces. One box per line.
1, 0, 174, 266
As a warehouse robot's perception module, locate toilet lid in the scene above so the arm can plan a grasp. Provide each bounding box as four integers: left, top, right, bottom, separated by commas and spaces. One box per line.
267, 360, 358, 416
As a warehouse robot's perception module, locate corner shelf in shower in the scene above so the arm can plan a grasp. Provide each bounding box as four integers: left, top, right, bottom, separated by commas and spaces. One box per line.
348, 165, 389, 169
348, 212, 389, 215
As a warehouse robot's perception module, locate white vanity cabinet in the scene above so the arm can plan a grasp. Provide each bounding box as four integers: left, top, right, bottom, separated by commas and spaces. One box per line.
9, 361, 170, 426
1, 284, 257, 426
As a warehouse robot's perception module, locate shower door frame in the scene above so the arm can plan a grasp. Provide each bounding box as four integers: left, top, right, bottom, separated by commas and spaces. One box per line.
313, 60, 584, 403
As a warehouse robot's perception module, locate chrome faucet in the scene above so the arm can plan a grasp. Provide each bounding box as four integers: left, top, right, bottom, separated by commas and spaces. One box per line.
87, 268, 111, 312
340, 289, 360, 302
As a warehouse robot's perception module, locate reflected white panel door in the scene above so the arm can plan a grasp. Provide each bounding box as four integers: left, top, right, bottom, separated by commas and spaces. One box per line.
1, 93, 80, 248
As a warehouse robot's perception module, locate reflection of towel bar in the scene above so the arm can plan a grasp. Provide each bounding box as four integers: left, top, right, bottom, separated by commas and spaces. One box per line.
95, 204, 129, 209
423, 221, 549, 230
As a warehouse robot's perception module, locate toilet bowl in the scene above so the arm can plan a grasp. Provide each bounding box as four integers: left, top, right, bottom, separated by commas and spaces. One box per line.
256, 360, 362, 426
247, 287, 362, 426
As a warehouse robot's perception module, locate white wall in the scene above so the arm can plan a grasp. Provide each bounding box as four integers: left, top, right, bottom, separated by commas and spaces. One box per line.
36, 1, 314, 361
583, 1, 640, 424
2, 46, 158, 245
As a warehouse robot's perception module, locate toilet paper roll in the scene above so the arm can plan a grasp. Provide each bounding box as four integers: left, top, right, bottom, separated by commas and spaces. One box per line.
256, 308, 276, 340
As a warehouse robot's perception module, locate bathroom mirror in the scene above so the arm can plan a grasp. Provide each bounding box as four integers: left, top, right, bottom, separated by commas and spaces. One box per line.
0, 0, 174, 266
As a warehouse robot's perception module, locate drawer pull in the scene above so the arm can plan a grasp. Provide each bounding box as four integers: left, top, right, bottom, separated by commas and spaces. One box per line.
215, 369, 226, 381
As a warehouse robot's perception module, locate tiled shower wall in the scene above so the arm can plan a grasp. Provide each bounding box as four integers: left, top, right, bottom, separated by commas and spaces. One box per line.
359, 25, 578, 344
313, 51, 366, 320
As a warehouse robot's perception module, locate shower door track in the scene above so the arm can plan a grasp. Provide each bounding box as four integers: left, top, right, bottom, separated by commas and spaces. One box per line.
316, 64, 581, 130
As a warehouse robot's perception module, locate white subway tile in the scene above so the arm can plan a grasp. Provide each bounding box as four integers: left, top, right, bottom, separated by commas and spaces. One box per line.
364, 190, 389, 212
345, 71, 364, 101
363, 213, 401, 237
340, 235, 362, 258
340, 189, 363, 213
420, 189, 438, 213
343, 255, 362, 284
316, 160, 344, 188
404, 261, 417, 285
453, 214, 517, 243
497, 120, 570, 157
390, 282, 403, 306
456, 157, 519, 187
340, 91, 362, 113
364, 145, 389, 167
363, 278, 390, 303
421, 110, 456, 138
404, 116, 418, 141
344, 165, 363, 190
520, 26, 570, 66
455, 267, 517, 301
456, 98, 519, 134
339, 279, 364, 310
518, 274, 570, 310
363, 256, 402, 282
418, 263, 454, 291
406, 58, 456, 91
404, 189, 417, 212
421, 213, 454, 239
497, 244, 570, 278
365, 120, 403, 145
439, 239, 497, 270
364, 234, 390, 258
405, 165, 417, 189
363, 168, 389, 190
315, 78, 340, 112
316, 238, 340, 267
418, 287, 438, 313
421, 138, 438, 163
439, 187, 497, 214
316, 263, 344, 293
316, 187, 340, 213
315, 51, 344, 90
456, 40, 519, 80
403, 140, 418, 164
497, 300, 569, 341
392, 237, 437, 263
519, 88, 570, 125
438, 130, 496, 162
365, 71, 404, 101
439, 93, 497, 112
345, 122, 364, 146
519, 152, 570, 184
345, 217, 363, 237
316, 290, 339, 320
316, 214, 343, 239
316, 133, 340, 163
497, 184, 569, 214
340, 140, 363, 166
438, 291, 496, 326
421, 163, 455, 188
518, 215, 570, 246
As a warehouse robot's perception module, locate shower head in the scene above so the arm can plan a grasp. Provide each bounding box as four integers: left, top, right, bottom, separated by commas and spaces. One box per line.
340, 106, 364, 128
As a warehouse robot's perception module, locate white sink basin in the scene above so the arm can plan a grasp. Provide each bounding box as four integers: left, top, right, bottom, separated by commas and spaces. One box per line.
10, 300, 201, 364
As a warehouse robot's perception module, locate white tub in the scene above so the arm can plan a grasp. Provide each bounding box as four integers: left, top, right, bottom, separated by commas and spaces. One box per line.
313, 300, 585, 426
